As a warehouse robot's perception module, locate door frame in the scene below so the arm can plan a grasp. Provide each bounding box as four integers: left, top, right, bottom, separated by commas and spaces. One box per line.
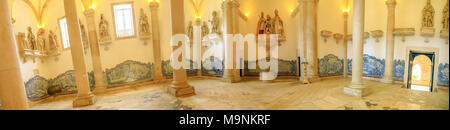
403, 46, 440, 92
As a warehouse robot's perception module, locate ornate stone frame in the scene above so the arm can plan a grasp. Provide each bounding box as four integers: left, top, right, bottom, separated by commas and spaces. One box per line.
110, 1, 137, 40
403, 46, 440, 92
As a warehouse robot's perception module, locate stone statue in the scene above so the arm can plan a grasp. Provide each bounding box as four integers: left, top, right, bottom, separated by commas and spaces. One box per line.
273, 9, 286, 42
422, 0, 435, 28
80, 20, 89, 48
48, 30, 59, 51
139, 8, 151, 37
257, 12, 266, 35
443, 1, 449, 30
187, 21, 194, 40
209, 11, 221, 35
201, 21, 209, 37
27, 27, 36, 50
36, 28, 46, 52
99, 14, 111, 43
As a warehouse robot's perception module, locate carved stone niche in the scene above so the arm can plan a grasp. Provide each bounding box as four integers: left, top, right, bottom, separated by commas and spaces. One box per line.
394, 28, 415, 42
333, 33, 343, 44
320, 30, 333, 42
441, 29, 449, 44
370, 30, 383, 42
421, 27, 435, 43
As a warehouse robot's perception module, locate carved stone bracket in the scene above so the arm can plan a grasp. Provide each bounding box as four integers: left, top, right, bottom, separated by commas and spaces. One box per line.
320, 30, 332, 42
346, 32, 369, 42
394, 28, 415, 42
440, 29, 449, 44
420, 27, 435, 43
333, 33, 343, 44
370, 30, 384, 42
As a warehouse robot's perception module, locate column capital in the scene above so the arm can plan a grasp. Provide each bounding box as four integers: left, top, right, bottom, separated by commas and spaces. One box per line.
386, 0, 397, 7
222, 0, 240, 9
83, 8, 95, 17
149, 1, 159, 8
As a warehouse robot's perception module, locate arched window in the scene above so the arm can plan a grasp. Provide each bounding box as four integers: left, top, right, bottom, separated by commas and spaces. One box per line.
412, 64, 422, 80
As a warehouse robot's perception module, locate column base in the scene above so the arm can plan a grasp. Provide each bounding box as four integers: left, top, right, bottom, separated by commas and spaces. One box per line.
260, 72, 276, 83
380, 77, 394, 84
168, 83, 196, 97
93, 85, 107, 94
344, 86, 368, 98
308, 76, 321, 82
73, 94, 96, 107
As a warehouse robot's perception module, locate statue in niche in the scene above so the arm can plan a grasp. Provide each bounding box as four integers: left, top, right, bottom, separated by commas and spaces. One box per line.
139, 8, 151, 38
273, 9, 286, 42
422, 0, 435, 28
48, 30, 59, 52
36, 28, 46, 52
201, 21, 209, 37
209, 11, 222, 35
27, 27, 36, 50
79, 20, 89, 48
98, 14, 111, 43
187, 21, 194, 40
257, 12, 266, 35
443, 1, 449, 30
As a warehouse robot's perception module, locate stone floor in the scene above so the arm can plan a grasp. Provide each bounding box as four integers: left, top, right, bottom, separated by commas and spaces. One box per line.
29, 77, 449, 110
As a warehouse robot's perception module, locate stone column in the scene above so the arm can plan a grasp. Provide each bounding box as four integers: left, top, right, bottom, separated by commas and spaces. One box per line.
344, 0, 366, 97
0, 0, 28, 110
168, 0, 195, 97
222, 0, 241, 83
84, 9, 107, 93
343, 10, 349, 78
63, 0, 96, 107
303, 0, 320, 81
149, 1, 163, 81
381, 0, 396, 84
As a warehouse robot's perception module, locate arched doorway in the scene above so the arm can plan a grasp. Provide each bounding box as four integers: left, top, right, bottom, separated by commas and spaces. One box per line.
406, 52, 436, 92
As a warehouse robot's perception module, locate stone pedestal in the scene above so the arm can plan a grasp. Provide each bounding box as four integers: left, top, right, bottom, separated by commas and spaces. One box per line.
344, 86, 367, 98
73, 94, 96, 107
168, 83, 196, 97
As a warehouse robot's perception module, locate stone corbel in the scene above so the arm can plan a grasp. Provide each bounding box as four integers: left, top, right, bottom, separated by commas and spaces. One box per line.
440, 29, 449, 44
420, 27, 435, 43
333, 33, 343, 44
393, 28, 415, 42
346, 32, 369, 41
370, 30, 383, 42
320, 30, 332, 42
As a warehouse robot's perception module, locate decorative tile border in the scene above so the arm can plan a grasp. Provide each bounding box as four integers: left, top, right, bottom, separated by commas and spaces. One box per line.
104, 60, 154, 86
438, 63, 449, 86
348, 54, 385, 78
244, 58, 297, 76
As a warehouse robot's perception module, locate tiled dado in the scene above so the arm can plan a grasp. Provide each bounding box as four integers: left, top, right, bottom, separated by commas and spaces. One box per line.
24, 60, 155, 100
244, 58, 297, 76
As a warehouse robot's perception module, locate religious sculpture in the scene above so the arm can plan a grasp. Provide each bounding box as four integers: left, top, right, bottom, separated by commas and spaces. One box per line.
201, 21, 209, 37
256, 9, 286, 44
139, 8, 151, 38
273, 9, 286, 42
422, 0, 435, 28
209, 11, 222, 35
27, 27, 37, 50
36, 28, 46, 52
98, 14, 112, 43
48, 30, 59, 52
442, 1, 449, 30
187, 21, 194, 40
80, 20, 89, 48
257, 12, 265, 35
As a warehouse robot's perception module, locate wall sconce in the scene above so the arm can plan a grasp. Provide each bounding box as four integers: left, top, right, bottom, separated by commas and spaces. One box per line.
333, 33, 343, 44
393, 28, 415, 42
370, 30, 384, 42
320, 30, 332, 42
